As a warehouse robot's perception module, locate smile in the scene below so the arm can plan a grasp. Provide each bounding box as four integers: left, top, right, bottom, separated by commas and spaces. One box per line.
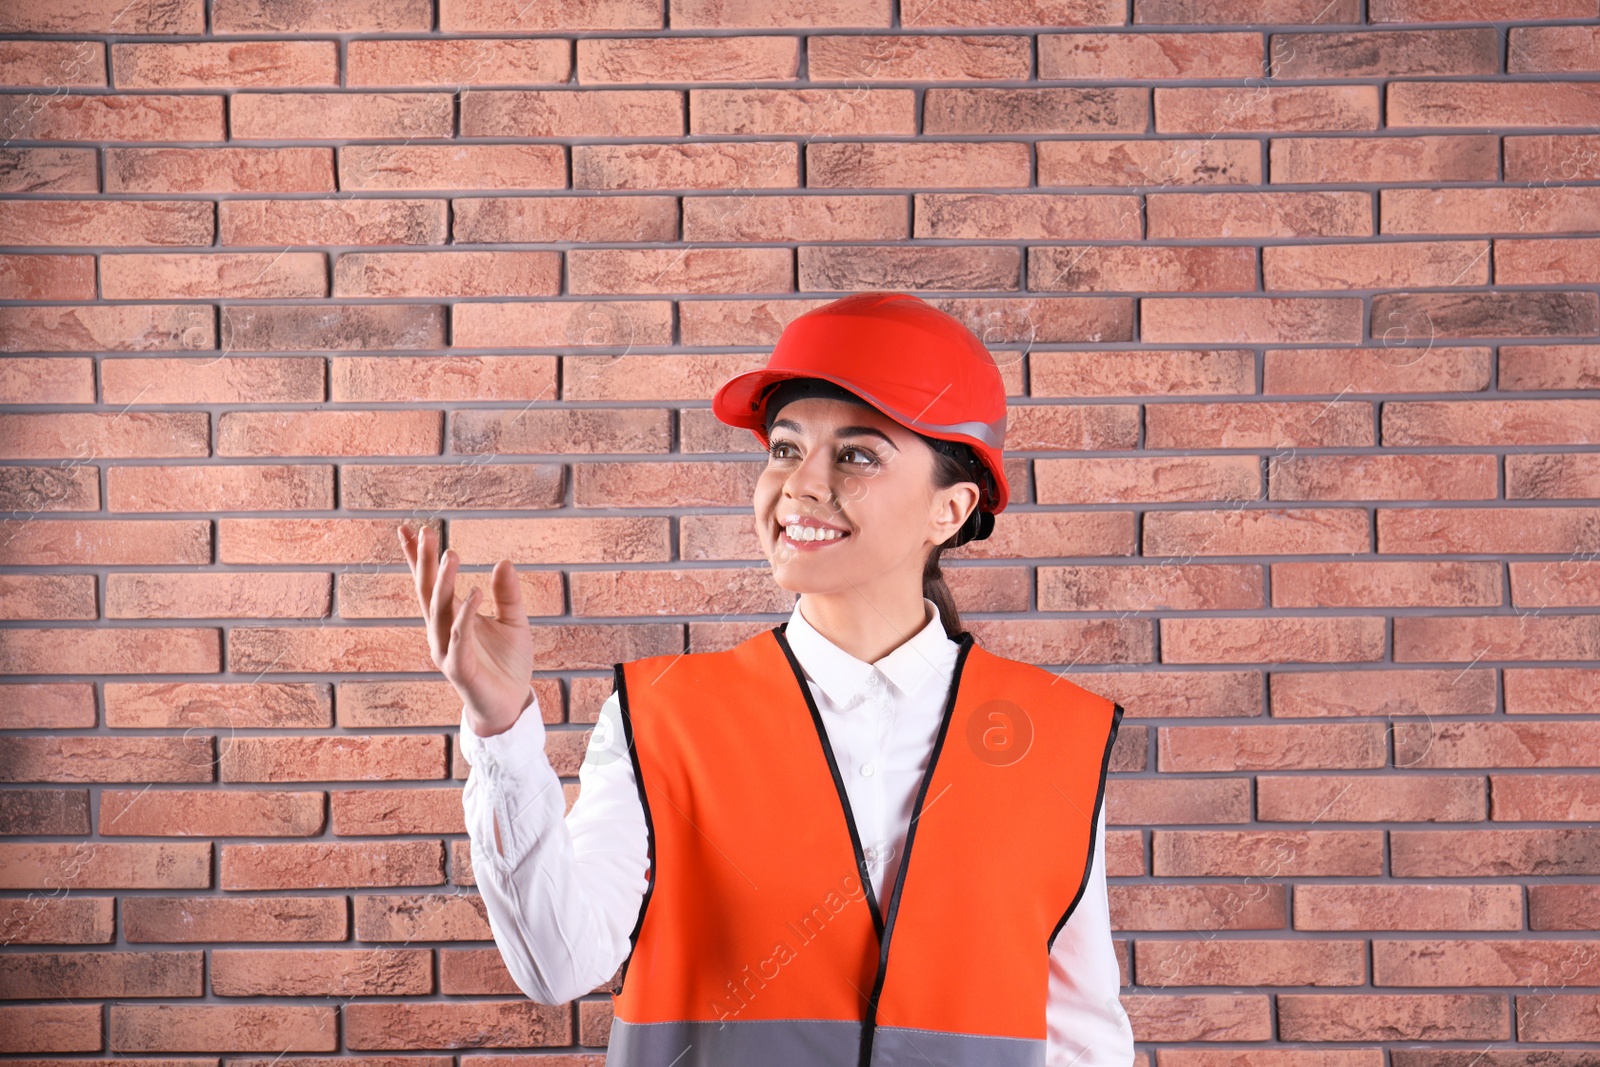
778, 521, 850, 548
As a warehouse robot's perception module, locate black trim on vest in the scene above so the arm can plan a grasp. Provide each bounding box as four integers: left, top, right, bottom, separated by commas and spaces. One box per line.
860, 630, 975, 1067
770, 622, 886, 942
1046, 700, 1124, 954
609, 660, 656, 997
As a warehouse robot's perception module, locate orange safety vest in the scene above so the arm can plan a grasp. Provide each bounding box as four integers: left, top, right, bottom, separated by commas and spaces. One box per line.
604, 622, 1123, 1067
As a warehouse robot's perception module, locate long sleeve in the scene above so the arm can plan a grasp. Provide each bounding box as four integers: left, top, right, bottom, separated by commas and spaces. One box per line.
459, 686, 650, 1006
1046, 804, 1134, 1066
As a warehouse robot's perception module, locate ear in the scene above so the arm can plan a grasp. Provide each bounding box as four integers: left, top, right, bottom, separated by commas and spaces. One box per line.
928, 481, 981, 546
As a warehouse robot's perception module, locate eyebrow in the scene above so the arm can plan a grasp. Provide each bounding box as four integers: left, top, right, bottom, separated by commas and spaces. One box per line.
769, 417, 899, 450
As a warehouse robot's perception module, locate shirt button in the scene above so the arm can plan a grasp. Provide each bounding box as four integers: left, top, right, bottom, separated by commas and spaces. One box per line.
864, 845, 876, 861
865, 672, 882, 686
861, 762, 875, 777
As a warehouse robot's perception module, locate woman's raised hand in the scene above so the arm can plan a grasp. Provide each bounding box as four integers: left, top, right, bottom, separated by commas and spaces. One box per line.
399, 525, 534, 737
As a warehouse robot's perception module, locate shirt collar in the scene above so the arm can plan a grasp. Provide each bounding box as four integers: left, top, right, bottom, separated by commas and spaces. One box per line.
781, 596, 960, 709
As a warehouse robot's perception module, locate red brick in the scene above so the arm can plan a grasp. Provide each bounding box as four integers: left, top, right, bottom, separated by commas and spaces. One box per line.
0, 1004, 101, 1050
0, 627, 219, 674
104, 681, 331, 729
340, 145, 565, 191
0, 147, 99, 192
99, 790, 322, 835
1272, 134, 1496, 184
1156, 86, 1378, 133
1, 737, 216, 784
1137, 0, 1359, 21
1530, 884, 1600, 929
438, 0, 659, 31
453, 195, 675, 243
219, 198, 446, 246
1271, 668, 1497, 718
0, 41, 107, 87
1396, 828, 1600, 876
0, 200, 213, 246
1397, 721, 1600, 769
331, 355, 556, 403
1384, 400, 1600, 446
106, 570, 332, 620
0, 790, 90, 838
107, 464, 331, 514
571, 566, 791, 616
1109, 777, 1252, 825
925, 86, 1146, 134
1382, 508, 1600, 557
0, 841, 211, 893
213, 948, 431, 996
1507, 453, 1600, 501
1265, 240, 1487, 290
1111, 882, 1287, 931
1383, 186, 1600, 234
1389, 80, 1600, 128
332, 787, 469, 835
1142, 296, 1364, 344
811, 34, 1030, 80
1031, 350, 1255, 397
672, 0, 890, 27
1295, 884, 1521, 931
231, 93, 453, 140
219, 844, 444, 895
219, 304, 445, 351
1154, 830, 1384, 876
0, 574, 97, 619
1036, 457, 1261, 507
122, 895, 350, 940
1270, 457, 1499, 504
1264, 347, 1492, 395
1162, 616, 1385, 663
0, 412, 210, 459
1159, 723, 1388, 770
1496, 236, 1600, 286
579, 35, 798, 82
1040, 137, 1261, 186
912, 0, 1125, 25
0, 93, 222, 141
0, 894, 111, 942
1031, 244, 1255, 292
107, 146, 333, 193
809, 140, 1031, 188
101, 356, 322, 405
1278, 993, 1509, 1041
1148, 190, 1371, 238
683, 194, 904, 242
1118, 993, 1273, 1041
573, 141, 797, 189
1140, 938, 1367, 986
103, 252, 327, 299
349, 37, 570, 85
563, 353, 764, 401
1516, 993, 1600, 1042
915, 192, 1143, 239
1503, 133, 1600, 182
461, 89, 682, 138
0, 953, 201, 1004
110, 1002, 337, 1051
1493, 772, 1600, 820
0, 0, 202, 33
1505, 667, 1600, 715
333, 250, 560, 298
215, 0, 430, 31
112, 41, 338, 88
0, 684, 98, 727
1259, 774, 1486, 822
1369, 0, 1591, 17
217, 411, 442, 457
344, 999, 571, 1050
221, 735, 445, 782
451, 300, 673, 349
1042, 31, 1262, 78
799, 244, 1019, 291
1273, 559, 1497, 607
1269, 29, 1498, 77
568, 246, 791, 295
1395, 614, 1600, 665
692, 87, 913, 135
1509, 23, 1600, 72
0, 254, 94, 300
1147, 401, 1373, 449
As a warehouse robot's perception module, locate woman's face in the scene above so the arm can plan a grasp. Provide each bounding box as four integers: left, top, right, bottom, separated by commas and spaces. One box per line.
753, 395, 979, 597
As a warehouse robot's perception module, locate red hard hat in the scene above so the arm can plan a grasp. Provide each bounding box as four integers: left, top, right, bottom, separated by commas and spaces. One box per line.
711, 291, 1011, 514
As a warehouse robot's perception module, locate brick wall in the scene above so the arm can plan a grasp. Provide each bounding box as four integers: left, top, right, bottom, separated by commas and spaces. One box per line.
3, 0, 1600, 1061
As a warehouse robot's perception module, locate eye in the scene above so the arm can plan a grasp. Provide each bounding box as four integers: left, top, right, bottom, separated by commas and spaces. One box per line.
838, 445, 879, 468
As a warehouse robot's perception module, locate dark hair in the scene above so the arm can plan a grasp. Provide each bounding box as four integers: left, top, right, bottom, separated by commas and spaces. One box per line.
762, 378, 996, 642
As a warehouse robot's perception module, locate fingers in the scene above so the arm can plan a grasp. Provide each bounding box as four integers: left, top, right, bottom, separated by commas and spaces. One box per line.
489, 557, 527, 625
430, 539, 459, 662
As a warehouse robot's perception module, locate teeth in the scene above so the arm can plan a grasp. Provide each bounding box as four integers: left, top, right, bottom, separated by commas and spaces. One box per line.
785, 523, 845, 542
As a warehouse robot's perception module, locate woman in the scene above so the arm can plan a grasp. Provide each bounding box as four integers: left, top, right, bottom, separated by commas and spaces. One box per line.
401, 291, 1129, 1066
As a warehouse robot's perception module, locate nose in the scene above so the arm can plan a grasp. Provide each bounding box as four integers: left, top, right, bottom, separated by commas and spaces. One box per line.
782, 442, 837, 508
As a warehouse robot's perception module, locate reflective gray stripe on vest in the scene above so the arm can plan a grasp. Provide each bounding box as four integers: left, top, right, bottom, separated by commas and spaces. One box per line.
607, 1017, 1045, 1067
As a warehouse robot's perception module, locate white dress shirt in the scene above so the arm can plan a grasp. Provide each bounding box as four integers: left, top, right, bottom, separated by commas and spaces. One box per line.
459, 596, 1133, 1067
